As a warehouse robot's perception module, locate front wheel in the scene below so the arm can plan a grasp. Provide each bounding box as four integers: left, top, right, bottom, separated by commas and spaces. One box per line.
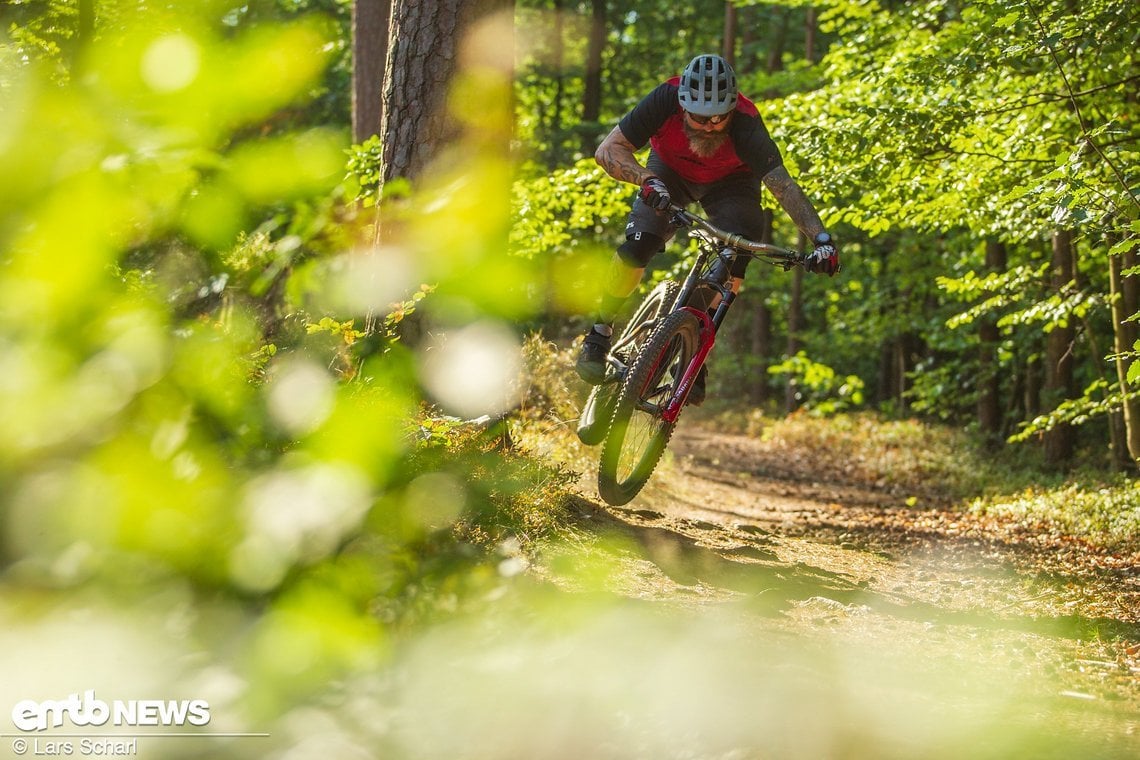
577, 280, 680, 446
598, 309, 700, 505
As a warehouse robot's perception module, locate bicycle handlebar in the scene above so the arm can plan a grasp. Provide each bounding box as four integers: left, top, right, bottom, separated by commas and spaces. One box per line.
668, 204, 805, 267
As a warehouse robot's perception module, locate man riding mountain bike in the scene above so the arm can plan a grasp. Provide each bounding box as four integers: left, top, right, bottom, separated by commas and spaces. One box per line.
578, 53, 839, 404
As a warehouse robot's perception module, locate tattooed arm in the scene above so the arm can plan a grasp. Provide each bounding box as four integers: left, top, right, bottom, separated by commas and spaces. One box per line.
595, 126, 655, 186
762, 165, 827, 241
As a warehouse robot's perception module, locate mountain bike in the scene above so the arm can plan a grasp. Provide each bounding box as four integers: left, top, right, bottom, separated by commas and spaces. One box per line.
577, 204, 807, 506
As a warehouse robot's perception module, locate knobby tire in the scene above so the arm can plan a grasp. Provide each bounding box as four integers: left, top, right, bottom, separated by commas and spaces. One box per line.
577, 280, 680, 446
598, 308, 700, 506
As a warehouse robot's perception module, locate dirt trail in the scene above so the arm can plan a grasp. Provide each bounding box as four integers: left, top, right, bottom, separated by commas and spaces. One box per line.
560, 425, 1140, 757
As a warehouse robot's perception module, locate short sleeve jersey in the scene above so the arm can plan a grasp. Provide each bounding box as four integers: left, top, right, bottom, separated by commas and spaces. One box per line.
617, 77, 783, 185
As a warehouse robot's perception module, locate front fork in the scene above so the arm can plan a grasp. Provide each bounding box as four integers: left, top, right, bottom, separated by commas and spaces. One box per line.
661, 305, 720, 423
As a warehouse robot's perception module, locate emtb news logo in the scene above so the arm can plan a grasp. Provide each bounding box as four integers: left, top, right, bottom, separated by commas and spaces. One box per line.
11, 691, 210, 732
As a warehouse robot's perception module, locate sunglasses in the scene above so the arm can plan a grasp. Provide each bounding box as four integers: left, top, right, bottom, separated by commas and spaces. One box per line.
685, 111, 730, 126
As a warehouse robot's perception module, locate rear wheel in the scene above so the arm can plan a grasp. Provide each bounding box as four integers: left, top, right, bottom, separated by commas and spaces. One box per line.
577, 280, 679, 446
611, 280, 680, 359
598, 309, 700, 505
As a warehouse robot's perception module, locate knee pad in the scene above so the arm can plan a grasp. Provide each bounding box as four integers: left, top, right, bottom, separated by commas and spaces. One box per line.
616, 231, 665, 268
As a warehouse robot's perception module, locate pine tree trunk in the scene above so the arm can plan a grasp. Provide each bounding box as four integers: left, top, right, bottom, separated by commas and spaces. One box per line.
379, 1, 458, 184
379, 0, 508, 187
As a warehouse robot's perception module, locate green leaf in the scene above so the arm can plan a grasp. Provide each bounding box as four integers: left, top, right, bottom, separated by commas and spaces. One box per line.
994, 11, 1020, 28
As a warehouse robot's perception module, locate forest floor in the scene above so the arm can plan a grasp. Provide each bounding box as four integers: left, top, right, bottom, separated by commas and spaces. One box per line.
392, 415, 1140, 760
528, 421, 1140, 759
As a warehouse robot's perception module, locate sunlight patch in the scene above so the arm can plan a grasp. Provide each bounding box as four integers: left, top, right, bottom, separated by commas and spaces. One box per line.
266, 359, 336, 436
418, 320, 523, 419
231, 463, 372, 591
141, 34, 200, 93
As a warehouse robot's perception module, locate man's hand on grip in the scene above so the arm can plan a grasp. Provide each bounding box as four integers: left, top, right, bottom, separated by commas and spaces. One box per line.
639, 176, 671, 211
805, 232, 840, 276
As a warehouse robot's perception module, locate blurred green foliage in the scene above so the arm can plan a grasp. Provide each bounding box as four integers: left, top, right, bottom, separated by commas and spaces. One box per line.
0, 3, 573, 751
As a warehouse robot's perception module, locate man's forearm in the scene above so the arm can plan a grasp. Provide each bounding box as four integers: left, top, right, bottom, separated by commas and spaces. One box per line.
595, 126, 654, 186
763, 166, 825, 240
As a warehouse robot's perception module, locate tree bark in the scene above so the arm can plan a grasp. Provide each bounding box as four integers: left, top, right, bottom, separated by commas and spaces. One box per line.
379, 0, 459, 185
352, 0, 391, 144
1043, 229, 1077, 467
379, 0, 509, 187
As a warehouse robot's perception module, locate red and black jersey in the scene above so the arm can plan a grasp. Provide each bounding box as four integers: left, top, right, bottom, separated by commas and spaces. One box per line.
617, 77, 783, 184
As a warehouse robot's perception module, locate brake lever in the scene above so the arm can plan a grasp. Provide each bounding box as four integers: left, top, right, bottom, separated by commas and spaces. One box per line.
668, 206, 691, 227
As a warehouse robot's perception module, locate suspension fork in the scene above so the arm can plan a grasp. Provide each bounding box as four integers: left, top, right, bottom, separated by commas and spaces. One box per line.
661, 306, 718, 423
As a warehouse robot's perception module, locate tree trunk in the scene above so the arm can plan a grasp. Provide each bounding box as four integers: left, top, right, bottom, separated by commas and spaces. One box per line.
805, 6, 818, 64
550, 0, 566, 165
72, 0, 96, 75
737, 6, 759, 74
766, 8, 790, 74
977, 240, 1007, 443
751, 302, 771, 405
1109, 236, 1140, 467
749, 208, 775, 405
722, 2, 737, 66
379, 0, 508, 188
580, 0, 606, 154
895, 339, 907, 410
875, 247, 893, 405
784, 232, 806, 414
379, 1, 459, 185
1043, 229, 1077, 467
352, 0, 391, 144
1024, 352, 1042, 421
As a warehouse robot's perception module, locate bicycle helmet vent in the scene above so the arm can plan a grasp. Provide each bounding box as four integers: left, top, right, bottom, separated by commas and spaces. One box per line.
678, 54, 738, 117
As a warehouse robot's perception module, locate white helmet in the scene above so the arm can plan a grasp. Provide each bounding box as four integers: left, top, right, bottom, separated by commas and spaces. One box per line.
678, 54, 738, 116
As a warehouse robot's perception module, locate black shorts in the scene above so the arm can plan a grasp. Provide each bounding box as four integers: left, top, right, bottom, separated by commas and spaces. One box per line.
623, 151, 768, 278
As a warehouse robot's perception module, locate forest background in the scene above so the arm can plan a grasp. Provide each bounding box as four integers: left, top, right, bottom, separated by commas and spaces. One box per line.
0, 0, 1138, 757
